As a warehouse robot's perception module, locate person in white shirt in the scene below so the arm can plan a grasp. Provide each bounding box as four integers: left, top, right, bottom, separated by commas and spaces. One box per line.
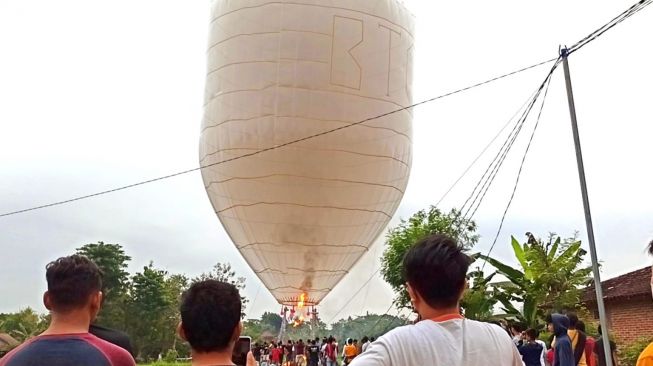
349, 234, 523, 366
361, 336, 370, 353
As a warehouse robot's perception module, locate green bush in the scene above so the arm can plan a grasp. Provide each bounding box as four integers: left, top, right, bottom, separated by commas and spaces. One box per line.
619, 337, 653, 366
163, 349, 178, 363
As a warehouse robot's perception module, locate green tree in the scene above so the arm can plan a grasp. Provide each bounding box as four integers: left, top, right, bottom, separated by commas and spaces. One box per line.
0, 308, 49, 342
330, 313, 407, 341
75, 241, 131, 327
163, 274, 190, 357
380, 207, 479, 309
480, 233, 593, 328
193, 262, 249, 317
461, 268, 498, 321
127, 262, 172, 360
260, 311, 283, 333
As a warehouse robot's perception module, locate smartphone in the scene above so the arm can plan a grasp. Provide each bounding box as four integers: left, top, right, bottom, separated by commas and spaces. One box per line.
232, 336, 251, 366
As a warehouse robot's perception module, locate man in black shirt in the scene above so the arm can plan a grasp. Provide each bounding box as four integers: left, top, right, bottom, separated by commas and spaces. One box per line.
89, 323, 134, 357
307, 340, 320, 366
594, 325, 617, 366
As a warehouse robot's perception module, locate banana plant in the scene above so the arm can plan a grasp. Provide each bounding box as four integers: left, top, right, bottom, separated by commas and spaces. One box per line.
478, 233, 593, 328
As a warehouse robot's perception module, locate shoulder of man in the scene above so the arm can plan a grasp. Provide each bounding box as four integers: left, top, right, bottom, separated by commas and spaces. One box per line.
83, 333, 135, 366
0, 336, 40, 365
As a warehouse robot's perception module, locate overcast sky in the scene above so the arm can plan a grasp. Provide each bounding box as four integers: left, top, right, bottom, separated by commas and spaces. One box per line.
1, 0, 651, 323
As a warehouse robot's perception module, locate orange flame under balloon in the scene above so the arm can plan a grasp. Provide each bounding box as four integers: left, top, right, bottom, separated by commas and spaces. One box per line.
292, 293, 307, 327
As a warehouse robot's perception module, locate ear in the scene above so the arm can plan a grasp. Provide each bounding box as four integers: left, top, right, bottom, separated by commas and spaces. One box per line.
231, 321, 242, 343
177, 322, 187, 341
459, 280, 469, 301
91, 291, 102, 310
406, 283, 419, 307
43, 291, 53, 311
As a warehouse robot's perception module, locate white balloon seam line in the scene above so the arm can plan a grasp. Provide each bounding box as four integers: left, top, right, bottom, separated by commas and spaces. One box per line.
218, 214, 389, 228
200, 117, 412, 142
205, 174, 406, 194
255, 268, 348, 275
216, 202, 393, 219
202, 85, 415, 114
0, 57, 558, 219
237, 242, 368, 250
199, 146, 411, 167
209, 2, 416, 39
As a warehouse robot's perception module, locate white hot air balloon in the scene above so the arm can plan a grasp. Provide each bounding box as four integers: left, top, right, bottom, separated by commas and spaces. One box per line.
200, 0, 414, 307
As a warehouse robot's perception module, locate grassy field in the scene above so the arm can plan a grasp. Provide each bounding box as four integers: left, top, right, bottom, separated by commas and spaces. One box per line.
139, 363, 190, 366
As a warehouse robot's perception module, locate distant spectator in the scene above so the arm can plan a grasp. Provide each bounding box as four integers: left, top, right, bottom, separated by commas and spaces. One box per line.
577, 321, 595, 366
0, 255, 135, 366
519, 328, 544, 366
177, 280, 255, 366
511, 322, 527, 346
594, 325, 617, 366
568, 313, 588, 366
548, 313, 574, 366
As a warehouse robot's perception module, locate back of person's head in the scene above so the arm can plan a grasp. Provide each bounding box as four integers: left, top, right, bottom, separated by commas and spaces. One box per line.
370, 337, 375, 342
567, 313, 579, 328
525, 328, 538, 341
576, 320, 586, 333
403, 234, 471, 308
44, 255, 103, 314
347, 339, 353, 345
510, 322, 526, 334
361, 336, 368, 343
179, 280, 241, 353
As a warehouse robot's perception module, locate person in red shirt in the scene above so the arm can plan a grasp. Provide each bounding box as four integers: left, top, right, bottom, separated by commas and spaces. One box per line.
270, 343, 283, 365
577, 321, 596, 366
0, 255, 135, 366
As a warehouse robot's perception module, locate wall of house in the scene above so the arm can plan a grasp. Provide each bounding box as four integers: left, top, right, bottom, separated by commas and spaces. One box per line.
601, 297, 653, 344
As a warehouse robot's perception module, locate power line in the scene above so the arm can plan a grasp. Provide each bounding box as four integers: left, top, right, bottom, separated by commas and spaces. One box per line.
0, 57, 557, 219
479, 59, 559, 273
568, 0, 652, 54
455, 63, 556, 230
327, 267, 380, 325
434, 88, 541, 208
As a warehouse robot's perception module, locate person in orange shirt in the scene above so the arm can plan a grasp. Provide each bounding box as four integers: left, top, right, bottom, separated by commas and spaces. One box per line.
638, 343, 653, 366
568, 313, 588, 366
343, 338, 358, 365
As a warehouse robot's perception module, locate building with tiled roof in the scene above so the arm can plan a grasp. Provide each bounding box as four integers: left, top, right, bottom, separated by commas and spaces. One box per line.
583, 266, 653, 344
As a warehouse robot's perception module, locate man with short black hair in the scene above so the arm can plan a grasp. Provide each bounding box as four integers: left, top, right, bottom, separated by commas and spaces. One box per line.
177, 279, 255, 366
307, 340, 320, 366
0, 255, 135, 366
567, 313, 588, 366
519, 328, 545, 366
350, 234, 522, 366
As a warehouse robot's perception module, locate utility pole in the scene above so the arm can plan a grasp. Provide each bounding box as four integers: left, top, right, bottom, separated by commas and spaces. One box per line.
561, 48, 613, 366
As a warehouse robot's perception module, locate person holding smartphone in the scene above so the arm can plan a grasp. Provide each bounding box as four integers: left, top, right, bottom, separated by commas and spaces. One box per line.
177, 280, 256, 366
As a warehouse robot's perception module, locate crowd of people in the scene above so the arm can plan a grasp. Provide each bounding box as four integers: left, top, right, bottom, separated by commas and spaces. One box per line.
1, 235, 652, 366
252, 335, 376, 366
497, 314, 618, 366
